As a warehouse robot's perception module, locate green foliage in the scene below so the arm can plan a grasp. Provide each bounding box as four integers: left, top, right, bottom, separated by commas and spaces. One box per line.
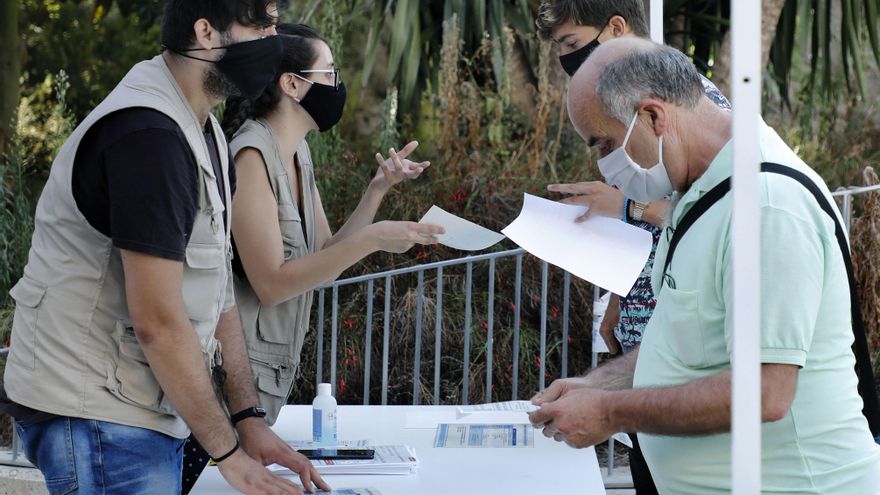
0, 70, 76, 358
0, 135, 34, 297
20, 0, 161, 121
664, 0, 880, 105
348, 0, 536, 112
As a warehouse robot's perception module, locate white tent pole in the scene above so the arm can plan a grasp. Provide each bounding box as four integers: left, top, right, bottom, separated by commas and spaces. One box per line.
731, 0, 763, 493
649, 0, 664, 43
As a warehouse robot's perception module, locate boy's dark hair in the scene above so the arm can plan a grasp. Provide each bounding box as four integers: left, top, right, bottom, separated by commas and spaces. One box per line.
536, 0, 650, 40
161, 0, 280, 50
221, 23, 326, 140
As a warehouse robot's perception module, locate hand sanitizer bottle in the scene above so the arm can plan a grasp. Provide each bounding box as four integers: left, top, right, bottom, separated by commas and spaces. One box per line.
312, 383, 337, 445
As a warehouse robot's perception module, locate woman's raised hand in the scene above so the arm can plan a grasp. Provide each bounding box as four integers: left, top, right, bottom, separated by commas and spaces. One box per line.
373, 140, 431, 190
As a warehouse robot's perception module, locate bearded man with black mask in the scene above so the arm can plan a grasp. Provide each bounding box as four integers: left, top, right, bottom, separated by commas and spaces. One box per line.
1, 2, 331, 494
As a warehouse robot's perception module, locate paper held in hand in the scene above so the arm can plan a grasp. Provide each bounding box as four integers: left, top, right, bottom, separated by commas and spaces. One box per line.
501, 193, 653, 296
456, 400, 540, 417
418, 205, 505, 251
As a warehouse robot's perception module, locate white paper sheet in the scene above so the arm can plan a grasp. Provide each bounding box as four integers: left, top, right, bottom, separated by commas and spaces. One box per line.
501, 194, 653, 296
612, 432, 634, 448
591, 291, 611, 354
418, 205, 505, 251
456, 400, 539, 417
433, 424, 534, 448
403, 410, 458, 429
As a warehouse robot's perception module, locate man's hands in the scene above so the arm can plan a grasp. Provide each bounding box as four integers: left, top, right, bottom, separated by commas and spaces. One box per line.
216, 447, 306, 495
236, 418, 331, 494
373, 141, 430, 192
365, 220, 444, 254
530, 376, 592, 406
528, 387, 615, 449
547, 181, 625, 222
529, 376, 616, 449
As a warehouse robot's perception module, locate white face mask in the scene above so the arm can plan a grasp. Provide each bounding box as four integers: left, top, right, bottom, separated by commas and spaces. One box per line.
597, 112, 674, 203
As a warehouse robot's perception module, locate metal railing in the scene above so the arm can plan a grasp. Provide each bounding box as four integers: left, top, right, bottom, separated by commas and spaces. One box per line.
0, 183, 877, 482
311, 248, 583, 406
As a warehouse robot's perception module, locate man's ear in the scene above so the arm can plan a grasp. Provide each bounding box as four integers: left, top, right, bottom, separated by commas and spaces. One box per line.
192, 18, 219, 50
608, 15, 629, 38
640, 98, 668, 137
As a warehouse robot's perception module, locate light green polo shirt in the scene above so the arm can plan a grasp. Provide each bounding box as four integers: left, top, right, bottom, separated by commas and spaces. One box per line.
632, 118, 880, 494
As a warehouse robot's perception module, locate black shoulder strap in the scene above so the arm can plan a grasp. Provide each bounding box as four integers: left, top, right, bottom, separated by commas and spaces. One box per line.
662, 162, 879, 436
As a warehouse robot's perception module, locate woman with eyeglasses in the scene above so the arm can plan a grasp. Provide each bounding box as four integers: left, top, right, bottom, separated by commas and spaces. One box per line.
180, 23, 443, 494
219, 22, 443, 423
181, 22, 442, 493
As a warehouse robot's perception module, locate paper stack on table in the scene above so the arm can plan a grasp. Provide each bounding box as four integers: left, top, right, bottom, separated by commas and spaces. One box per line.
270, 445, 419, 476
502, 193, 653, 296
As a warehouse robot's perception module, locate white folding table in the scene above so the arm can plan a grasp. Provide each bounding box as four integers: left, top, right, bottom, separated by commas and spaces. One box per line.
191, 404, 606, 495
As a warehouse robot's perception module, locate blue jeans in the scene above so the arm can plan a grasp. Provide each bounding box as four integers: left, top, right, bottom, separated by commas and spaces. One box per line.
14, 416, 184, 495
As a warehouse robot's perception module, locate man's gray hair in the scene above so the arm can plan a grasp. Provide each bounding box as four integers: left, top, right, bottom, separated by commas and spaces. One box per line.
595, 44, 705, 126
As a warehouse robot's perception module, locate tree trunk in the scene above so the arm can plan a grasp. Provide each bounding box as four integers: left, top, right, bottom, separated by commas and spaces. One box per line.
0, 0, 22, 158
712, 0, 788, 98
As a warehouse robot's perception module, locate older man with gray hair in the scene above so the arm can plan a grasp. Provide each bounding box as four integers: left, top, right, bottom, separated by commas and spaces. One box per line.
529, 37, 880, 494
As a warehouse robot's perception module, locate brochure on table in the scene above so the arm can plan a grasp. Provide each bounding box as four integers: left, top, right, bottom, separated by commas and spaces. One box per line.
434, 423, 535, 448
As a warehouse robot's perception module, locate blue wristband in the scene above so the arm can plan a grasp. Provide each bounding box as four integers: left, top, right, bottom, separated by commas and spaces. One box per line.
622, 197, 630, 223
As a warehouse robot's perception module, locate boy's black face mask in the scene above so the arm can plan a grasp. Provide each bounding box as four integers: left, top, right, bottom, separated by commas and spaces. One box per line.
558, 21, 610, 77
559, 37, 601, 76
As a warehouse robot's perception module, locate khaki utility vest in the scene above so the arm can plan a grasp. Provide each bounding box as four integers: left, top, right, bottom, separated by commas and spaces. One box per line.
230, 119, 316, 425
4, 55, 233, 439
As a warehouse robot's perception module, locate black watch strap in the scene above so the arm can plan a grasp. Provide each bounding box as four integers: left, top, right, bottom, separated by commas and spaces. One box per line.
231, 406, 267, 425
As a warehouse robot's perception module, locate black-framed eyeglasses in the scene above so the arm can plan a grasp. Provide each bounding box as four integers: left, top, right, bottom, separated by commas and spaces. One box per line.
297, 68, 341, 89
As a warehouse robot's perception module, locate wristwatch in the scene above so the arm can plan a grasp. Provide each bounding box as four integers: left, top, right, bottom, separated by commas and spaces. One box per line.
231, 406, 267, 425
631, 201, 648, 223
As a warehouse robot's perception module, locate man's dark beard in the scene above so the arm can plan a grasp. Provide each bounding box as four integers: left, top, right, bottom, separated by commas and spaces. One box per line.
203, 64, 240, 100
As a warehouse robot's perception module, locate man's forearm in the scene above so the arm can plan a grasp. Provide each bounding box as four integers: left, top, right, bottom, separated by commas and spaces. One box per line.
606, 363, 797, 436
608, 370, 731, 436
583, 346, 639, 390
214, 307, 260, 415
138, 319, 237, 458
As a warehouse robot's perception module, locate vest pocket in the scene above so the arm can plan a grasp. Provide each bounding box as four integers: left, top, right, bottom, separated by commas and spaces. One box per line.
277, 204, 306, 256
105, 322, 177, 416
182, 243, 227, 322
8, 275, 48, 370
250, 354, 295, 424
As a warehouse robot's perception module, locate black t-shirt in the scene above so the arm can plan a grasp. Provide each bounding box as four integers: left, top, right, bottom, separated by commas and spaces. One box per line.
72, 107, 235, 261
0, 107, 236, 422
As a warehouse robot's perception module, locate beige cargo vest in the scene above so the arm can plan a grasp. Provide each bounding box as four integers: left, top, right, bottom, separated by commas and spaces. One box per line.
230, 118, 316, 425
3, 55, 233, 439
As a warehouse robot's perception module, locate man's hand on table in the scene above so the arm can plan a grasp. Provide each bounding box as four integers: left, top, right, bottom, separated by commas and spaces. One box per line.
237, 417, 331, 493
216, 447, 304, 495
